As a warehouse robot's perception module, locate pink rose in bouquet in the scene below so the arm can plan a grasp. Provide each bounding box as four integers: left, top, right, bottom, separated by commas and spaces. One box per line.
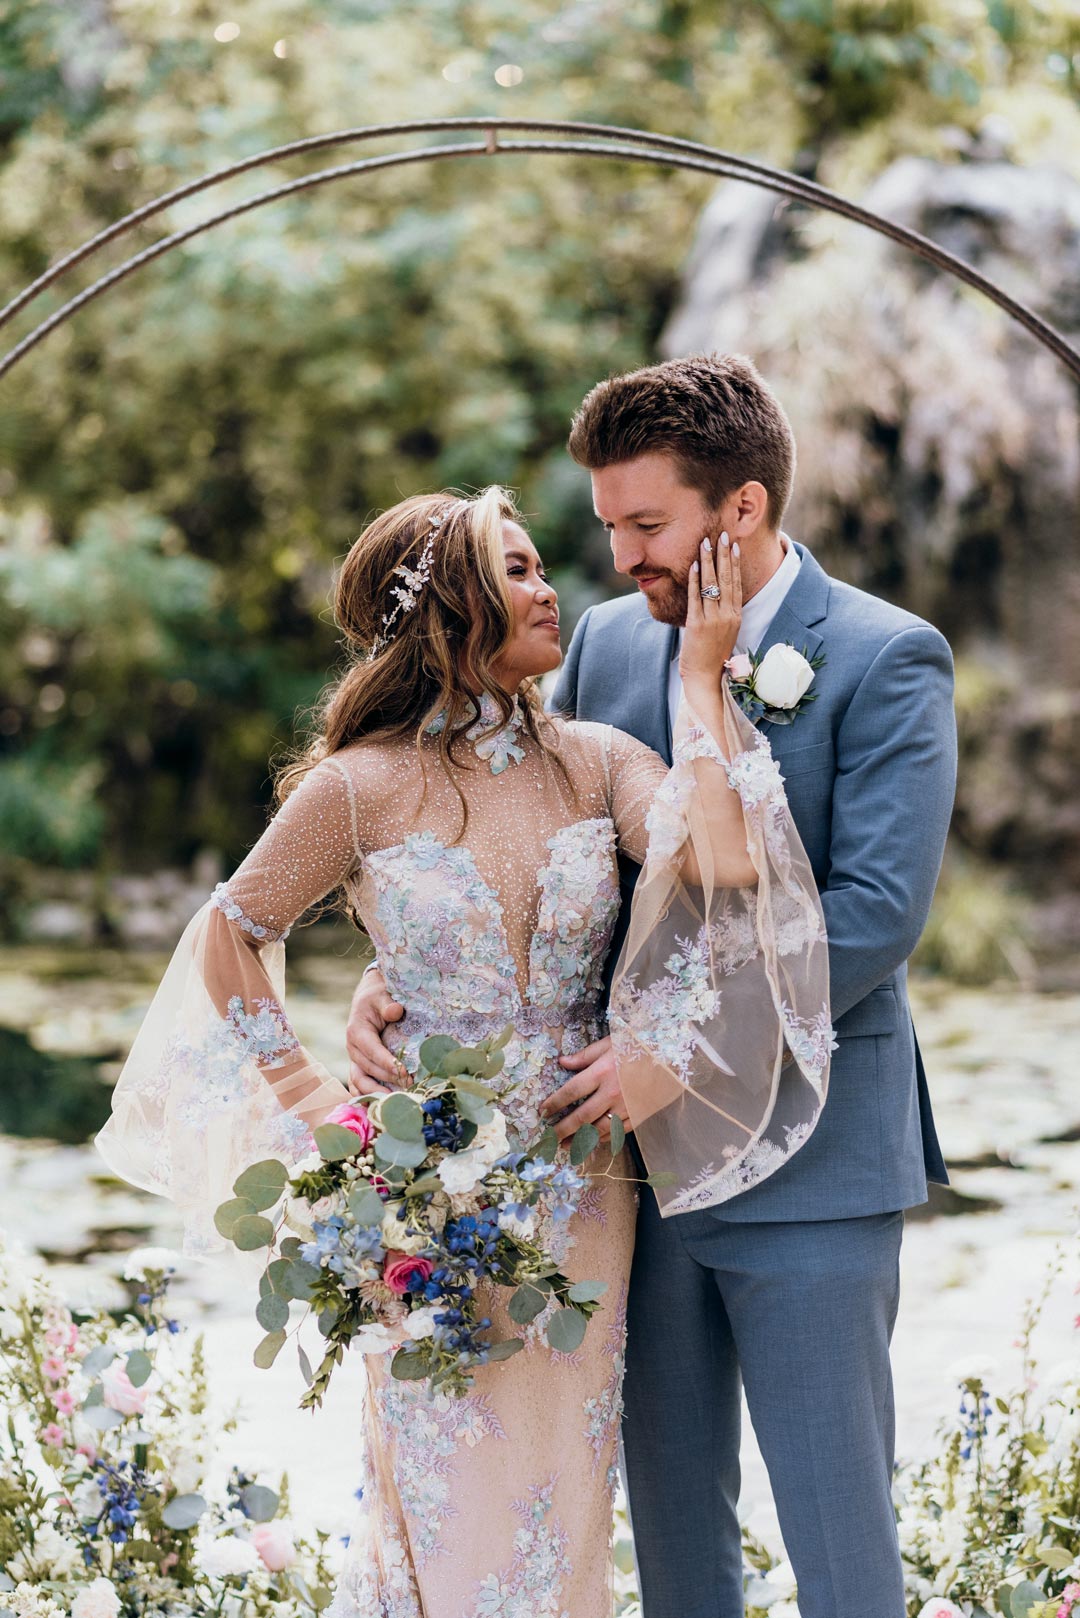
101, 1362, 149, 1416
324, 1101, 375, 1149
250, 1521, 296, 1571
384, 1254, 433, 1296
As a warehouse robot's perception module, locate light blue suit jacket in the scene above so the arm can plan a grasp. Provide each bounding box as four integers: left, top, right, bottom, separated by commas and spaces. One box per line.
551, 543, 958, 1221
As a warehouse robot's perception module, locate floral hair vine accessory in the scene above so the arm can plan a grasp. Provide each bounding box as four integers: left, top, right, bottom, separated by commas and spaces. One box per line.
369, 500, 463, 657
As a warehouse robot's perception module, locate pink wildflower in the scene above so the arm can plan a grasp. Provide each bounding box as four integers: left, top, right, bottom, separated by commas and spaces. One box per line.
42, 1355, 67, 1381
41, 1423, 65, 1448
52, 1388, 76, 1415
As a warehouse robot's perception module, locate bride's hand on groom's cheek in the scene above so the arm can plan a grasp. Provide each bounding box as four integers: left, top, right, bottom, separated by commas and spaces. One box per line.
540, 1036, 630, 1146
345, 967, 407, 1095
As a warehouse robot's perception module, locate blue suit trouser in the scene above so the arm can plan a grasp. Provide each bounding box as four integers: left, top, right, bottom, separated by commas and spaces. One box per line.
622, 1190, 906, 1618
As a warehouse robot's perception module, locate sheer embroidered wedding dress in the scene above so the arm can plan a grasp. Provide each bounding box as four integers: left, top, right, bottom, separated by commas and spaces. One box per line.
97, 692, 831, 1618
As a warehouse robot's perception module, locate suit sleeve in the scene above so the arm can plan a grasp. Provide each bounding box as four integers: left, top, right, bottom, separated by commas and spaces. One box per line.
822, 625, 957, 1020
548, 606, 592, 717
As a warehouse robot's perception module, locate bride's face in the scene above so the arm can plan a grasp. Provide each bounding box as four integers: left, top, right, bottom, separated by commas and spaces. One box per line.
489, 521, 562, 688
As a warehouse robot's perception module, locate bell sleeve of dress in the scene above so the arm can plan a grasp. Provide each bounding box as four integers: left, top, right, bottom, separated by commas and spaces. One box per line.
605, 683, 834, 1217
95, 757, 360, 1255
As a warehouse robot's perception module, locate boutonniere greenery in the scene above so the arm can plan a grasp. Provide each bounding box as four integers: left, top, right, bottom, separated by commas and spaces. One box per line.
724, 643, 825, 726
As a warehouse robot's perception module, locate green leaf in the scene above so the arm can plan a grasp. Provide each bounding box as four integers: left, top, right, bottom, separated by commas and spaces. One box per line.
82, 1404, 124, 1432
82, 1383, 105, 1409
253, 1330, 287, 1369
418, 1035, 459, 1073
232, 1214, 276, 1251
546, 1308, 588, 1353
1011, 1583, 1045, 1618
284, 1260, 319, 1302
1023, 1431, 1048, 1456
1037, 1543, 1073, 1572
486, 1337, 525, 1362
406, 1174, 442, 1196
995, 1583, 1014, 1618
161, 1493, 207, 1531
279, 1236, 303, 1259
380, 1092, 424, 1141
80, 1344, 115, 1376
297, 1344, 314, 1386
125, 1349, 152, 1388
317, 1305, 339, 1335
233, 1159, 288, 1210
568, 1280, 608, 1304
451, 1076, 498, 1098
240, 1484, 279, 1523
645, 1171, 680, 1188
456, 1088, 494, 1126
509, 1281, 551, 1324
374, 1134, 428, 1170
609, 1114, 626, 1153
256, 1294, 290, 1332
441, 1047, 488, 1075
258, 1271, 274, 1300
569, 1122, 600, 1165
314, 1123, 363, 1161
492, 1024, 515, 1049
126, 1539, 164, 1565
390, 1347, 431, 1381
534, 1125, 559, 1163
348, 1185, 387, 1224
214, 1196, 256, 1239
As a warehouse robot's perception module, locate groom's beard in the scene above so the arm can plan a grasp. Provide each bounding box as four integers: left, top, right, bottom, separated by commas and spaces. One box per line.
633, 568, 689, 627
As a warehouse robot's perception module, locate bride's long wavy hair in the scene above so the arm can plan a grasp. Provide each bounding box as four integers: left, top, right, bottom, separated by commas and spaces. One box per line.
274, 486, 571, 830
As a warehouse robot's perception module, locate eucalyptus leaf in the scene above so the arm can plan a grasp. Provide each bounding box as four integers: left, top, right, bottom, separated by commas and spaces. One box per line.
161, 1493, 207, 1531
534, 1125, 559, 1163
456, 1088, 495, 1127
509, 1281, 551, 1325
81, 1403, 124, 1432
442, 1047, 488, 1076
317, 1305, 339, 1336
284, 1259, 319, 1302
569, 1122, 600, 1165
609, 1114, 626, 1153
492, 1024, 515, 1050
126, 1540, 163, 1565
82, 1383, 104, 1409
253, 1330, 287, 1370
418, 1034, 459, 1073
451, 1076, 498, 1098
348, 1185, 387, 1225
81, 1344, 116, 1376
486, 1338, 525, 1362
233, 1158, 288, 1211
995, 1583, 1014, 1618
546, 1307, 588, 1354
314, 1122, 364, 1161
380, 1091, 425, 1141
232, 1214, 276, 1251
1010, 1582, 1044, 1618
1038, 1543, 1073, 1572
312, 1589, 334, 1612
374, 1134, 428, 1170
214, 1196, 256, 1239
390, 1347, 430, 1381
567, 1280, 608, 1304
279, 1236, 303, 1259
405, 1174, 442, 1197
256, 1294, 290, 1332
240, 1484, 279, 1523
125, 1348, 152, 1388
645, 1171, 680, 1188
298, 1344, 314, 1386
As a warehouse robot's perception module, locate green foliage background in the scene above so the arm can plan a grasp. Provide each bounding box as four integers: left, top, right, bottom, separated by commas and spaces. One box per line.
2, 0, 1079, 884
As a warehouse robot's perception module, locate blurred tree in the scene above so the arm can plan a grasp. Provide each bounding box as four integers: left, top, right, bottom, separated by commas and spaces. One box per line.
0, 0, 1077, 895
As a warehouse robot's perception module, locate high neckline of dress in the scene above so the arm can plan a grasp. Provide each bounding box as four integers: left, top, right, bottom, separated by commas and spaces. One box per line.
424, 691, 527, 775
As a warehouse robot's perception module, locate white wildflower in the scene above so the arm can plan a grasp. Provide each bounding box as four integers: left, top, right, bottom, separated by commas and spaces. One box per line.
121, 1246, 180, 1281
197, 1536, 261, 1579
70, 1577, 122, 1618
437, 1151, 487, 1195
403, 1306, 439, 1340
7, 1523, 83, 1581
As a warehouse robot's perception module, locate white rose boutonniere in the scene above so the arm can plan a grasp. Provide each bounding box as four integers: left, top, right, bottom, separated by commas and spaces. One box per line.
725, 642, 824, 726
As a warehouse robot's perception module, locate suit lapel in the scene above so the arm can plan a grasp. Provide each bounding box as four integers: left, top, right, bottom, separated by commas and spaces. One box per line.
751, 544, 830, 743
630, 610, 678, 765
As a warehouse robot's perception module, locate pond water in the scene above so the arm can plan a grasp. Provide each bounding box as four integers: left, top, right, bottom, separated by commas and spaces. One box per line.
1, 941, 1077, 1548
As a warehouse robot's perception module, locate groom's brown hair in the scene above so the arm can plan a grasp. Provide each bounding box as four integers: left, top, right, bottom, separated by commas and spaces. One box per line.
568, 353, 795, 530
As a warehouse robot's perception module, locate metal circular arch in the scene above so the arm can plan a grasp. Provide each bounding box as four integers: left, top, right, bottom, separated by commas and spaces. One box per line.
2, 116, 1078, 383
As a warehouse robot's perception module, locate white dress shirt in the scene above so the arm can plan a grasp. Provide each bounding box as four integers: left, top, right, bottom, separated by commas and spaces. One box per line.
667, 535, 801, 738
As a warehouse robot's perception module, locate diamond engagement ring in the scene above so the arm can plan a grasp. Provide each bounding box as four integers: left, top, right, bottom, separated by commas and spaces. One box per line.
700, 584, 722, 599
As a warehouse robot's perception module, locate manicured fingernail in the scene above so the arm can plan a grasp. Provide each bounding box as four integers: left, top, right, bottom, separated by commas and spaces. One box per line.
691, 559, 699, 572
702, 536, 711, 552
720, 531, 730, 547
732, 542, 740, 557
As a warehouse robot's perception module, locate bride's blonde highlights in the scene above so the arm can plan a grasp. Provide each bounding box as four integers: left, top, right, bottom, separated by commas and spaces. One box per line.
274, 486, 571, 830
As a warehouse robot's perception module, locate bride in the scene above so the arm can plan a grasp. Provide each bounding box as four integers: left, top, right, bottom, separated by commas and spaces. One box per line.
96, 486, 829, 1617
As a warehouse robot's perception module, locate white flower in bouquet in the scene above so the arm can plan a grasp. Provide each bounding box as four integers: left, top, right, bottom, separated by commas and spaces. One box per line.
11, 1584, 67, 1618
379, 1203, 431, 1255
121, 1246, 180, 1281
170, 1453, 205, 1496
770, 1604, 800, 1618
70, 1476, 104, 1521
498, 1206, 537, 1240
7, 1523, 83, 1581
437, 1151, 488, 1196
944, 1353, 1000, 1385
472, 1109, 509, 1162
753, 644, 815, 709
0, 1306, 23, 1339
292, 1150, 326, 1176
403, 1306, 439, 1340
916, 1601, 966, 1618
197, 1536, 261, 1579
282, 1196, 315, 1242
761, 1558, 798, 1600
70, 1576, 122, 1618
353, 1321, 406, 1355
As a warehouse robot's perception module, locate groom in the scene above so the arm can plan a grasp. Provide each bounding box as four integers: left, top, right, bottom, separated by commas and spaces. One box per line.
347, 354, 957, 1618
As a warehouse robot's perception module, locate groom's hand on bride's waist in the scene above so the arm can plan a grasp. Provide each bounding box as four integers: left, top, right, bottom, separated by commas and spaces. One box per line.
541, 1037, 629, 1147
346, 965, 407, 1095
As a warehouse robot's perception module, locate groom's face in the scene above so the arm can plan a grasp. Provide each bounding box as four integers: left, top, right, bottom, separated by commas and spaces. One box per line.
592, 452, 717, 626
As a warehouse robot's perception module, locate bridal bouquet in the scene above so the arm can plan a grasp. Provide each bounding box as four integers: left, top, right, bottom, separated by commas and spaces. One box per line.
214, 1026, 607, 1404
0, 1234, 339, 1618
